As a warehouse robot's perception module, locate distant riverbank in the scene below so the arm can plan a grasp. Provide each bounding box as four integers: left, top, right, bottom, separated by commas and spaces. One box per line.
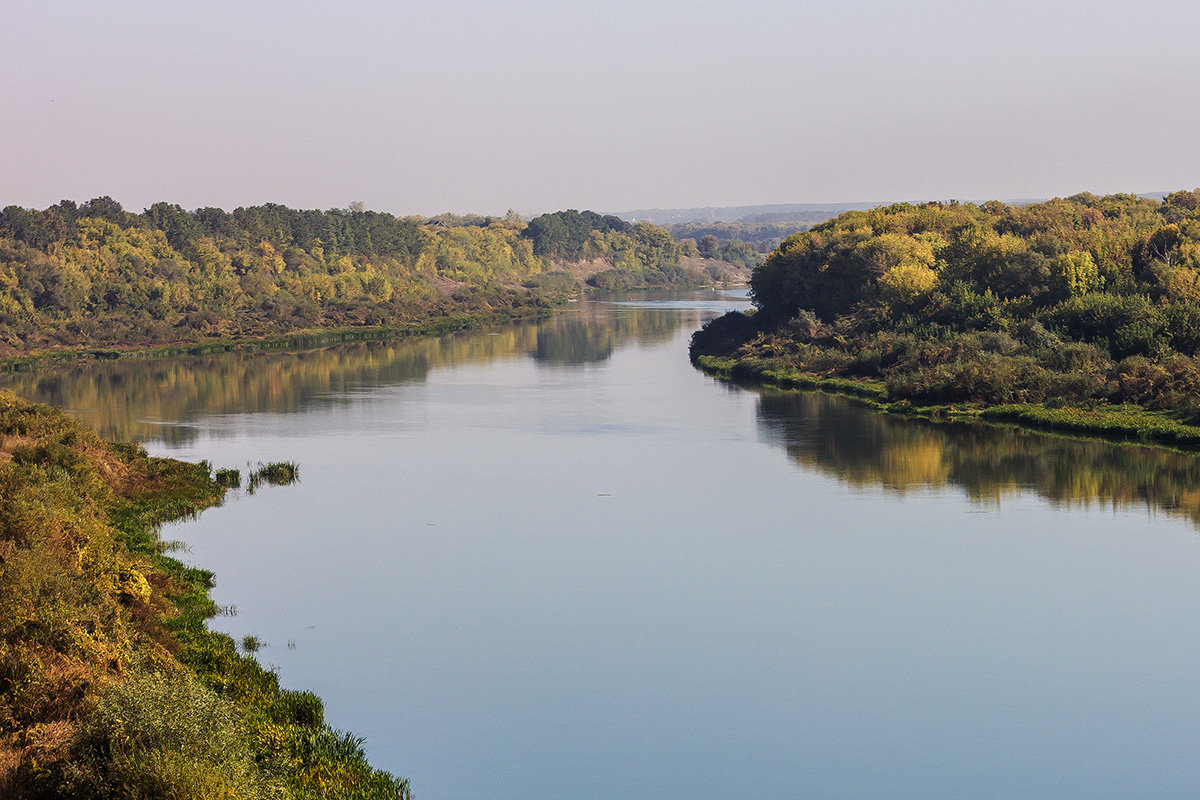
0, 199, 752, 366
0, 275, 753, 373
0, 304, 556, 373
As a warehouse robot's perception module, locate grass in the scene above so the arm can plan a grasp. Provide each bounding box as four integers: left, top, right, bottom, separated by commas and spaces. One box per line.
215, 468, 242, 488
247, 462, 299, 493
694, 353, 1200, 450
980, 403, 1200, 447
696, 354, 889, 401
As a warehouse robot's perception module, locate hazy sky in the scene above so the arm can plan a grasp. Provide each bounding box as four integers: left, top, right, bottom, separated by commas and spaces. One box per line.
4, 0, 1200, 216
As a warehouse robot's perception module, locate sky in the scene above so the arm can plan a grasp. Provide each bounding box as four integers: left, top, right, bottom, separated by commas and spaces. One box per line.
3, 0, 1200, 216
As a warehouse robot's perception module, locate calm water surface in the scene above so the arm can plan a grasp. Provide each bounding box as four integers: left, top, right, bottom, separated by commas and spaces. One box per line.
8, 290, 1200, 799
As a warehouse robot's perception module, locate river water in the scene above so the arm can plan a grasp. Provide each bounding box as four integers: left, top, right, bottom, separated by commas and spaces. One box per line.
7, 290, 1200, 799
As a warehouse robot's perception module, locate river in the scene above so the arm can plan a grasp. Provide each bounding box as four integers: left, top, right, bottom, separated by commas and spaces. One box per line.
7, 290, 1200, 799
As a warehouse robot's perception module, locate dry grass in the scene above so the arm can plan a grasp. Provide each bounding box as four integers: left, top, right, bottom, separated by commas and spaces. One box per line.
0, 433, 33, 464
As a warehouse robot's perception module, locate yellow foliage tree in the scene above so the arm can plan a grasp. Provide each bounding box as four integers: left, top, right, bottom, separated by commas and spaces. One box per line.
1051, 251, 1104, 298
259, 241, 286, 274
878, 262, 939, 306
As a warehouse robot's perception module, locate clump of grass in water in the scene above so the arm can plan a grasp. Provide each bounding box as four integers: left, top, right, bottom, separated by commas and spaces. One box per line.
214, 467, 241, 488
241, 634, 264, 653
246, 461, 299, 494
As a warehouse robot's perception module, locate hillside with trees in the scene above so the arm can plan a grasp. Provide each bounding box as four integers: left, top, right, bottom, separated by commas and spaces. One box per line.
0, 200, 746, 358
691, 190, 1200, 445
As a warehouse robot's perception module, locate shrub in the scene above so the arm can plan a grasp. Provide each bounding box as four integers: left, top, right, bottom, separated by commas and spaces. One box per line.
1164, 301, 1200, 355
689, 311, 761, 360
887, 352, 1054, 404
926, 282, 1011, 331
587, 269, 639, 291
780, 309, 825, 342
64, 670, 269, 799
523, 271, 581, 294
1044, 292, 1165, 357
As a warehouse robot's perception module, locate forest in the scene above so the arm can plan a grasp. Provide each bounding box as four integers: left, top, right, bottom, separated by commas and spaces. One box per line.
521, 209, 748, 288
691, 190, 1200, 445
667, 221, 807, 256
0, 200, 747, 357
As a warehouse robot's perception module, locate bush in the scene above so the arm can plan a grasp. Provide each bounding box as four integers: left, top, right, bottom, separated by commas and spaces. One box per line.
523, 271, 581, 294
587, 269, 639, 291
887, 352, 1054, 404
1044, 292, 1165, 357
689, 311, 760, 360
926, 283, 1011, 331
64, 670, 269, 799
1164, 301, 1200, 355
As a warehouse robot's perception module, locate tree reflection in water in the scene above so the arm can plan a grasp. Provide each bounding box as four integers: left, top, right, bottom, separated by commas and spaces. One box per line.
757, 390, 1200, 527
0, 301, 696, 446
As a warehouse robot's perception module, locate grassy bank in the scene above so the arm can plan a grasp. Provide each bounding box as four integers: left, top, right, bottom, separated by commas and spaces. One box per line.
0, 304, 555, 373
694, 354, 888, 402
694, 353, 1200, 450
0, 391, 408, 798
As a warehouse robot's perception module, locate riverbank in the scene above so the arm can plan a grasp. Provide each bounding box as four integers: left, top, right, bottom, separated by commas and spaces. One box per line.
0, 304, 556, 373
0, 392, 409, 797
693, 353, 1200, 450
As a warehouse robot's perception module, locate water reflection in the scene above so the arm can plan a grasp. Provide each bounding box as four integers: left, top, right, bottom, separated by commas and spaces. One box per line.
0, 301, 703, 445
529, 302, 682, 366
12, 288, 1199, 530
758, 390, 1200, 526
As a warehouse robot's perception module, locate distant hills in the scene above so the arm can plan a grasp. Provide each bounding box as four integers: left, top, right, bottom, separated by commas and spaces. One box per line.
611, 203, 884, 226
613, 193, 1175, 227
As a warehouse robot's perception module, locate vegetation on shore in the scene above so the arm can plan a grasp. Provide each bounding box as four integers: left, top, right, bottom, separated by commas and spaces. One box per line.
691, 190, 1200, 446
0, 391, 407, 798
0, 305, 552, 374
0, 200, 748, 359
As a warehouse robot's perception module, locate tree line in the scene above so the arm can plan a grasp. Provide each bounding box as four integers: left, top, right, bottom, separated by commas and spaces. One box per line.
668, 220, 807, 256
0, 200, 743, 354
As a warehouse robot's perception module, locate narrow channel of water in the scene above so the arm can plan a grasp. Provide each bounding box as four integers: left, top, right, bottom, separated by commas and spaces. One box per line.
8, 290, 1200, 799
